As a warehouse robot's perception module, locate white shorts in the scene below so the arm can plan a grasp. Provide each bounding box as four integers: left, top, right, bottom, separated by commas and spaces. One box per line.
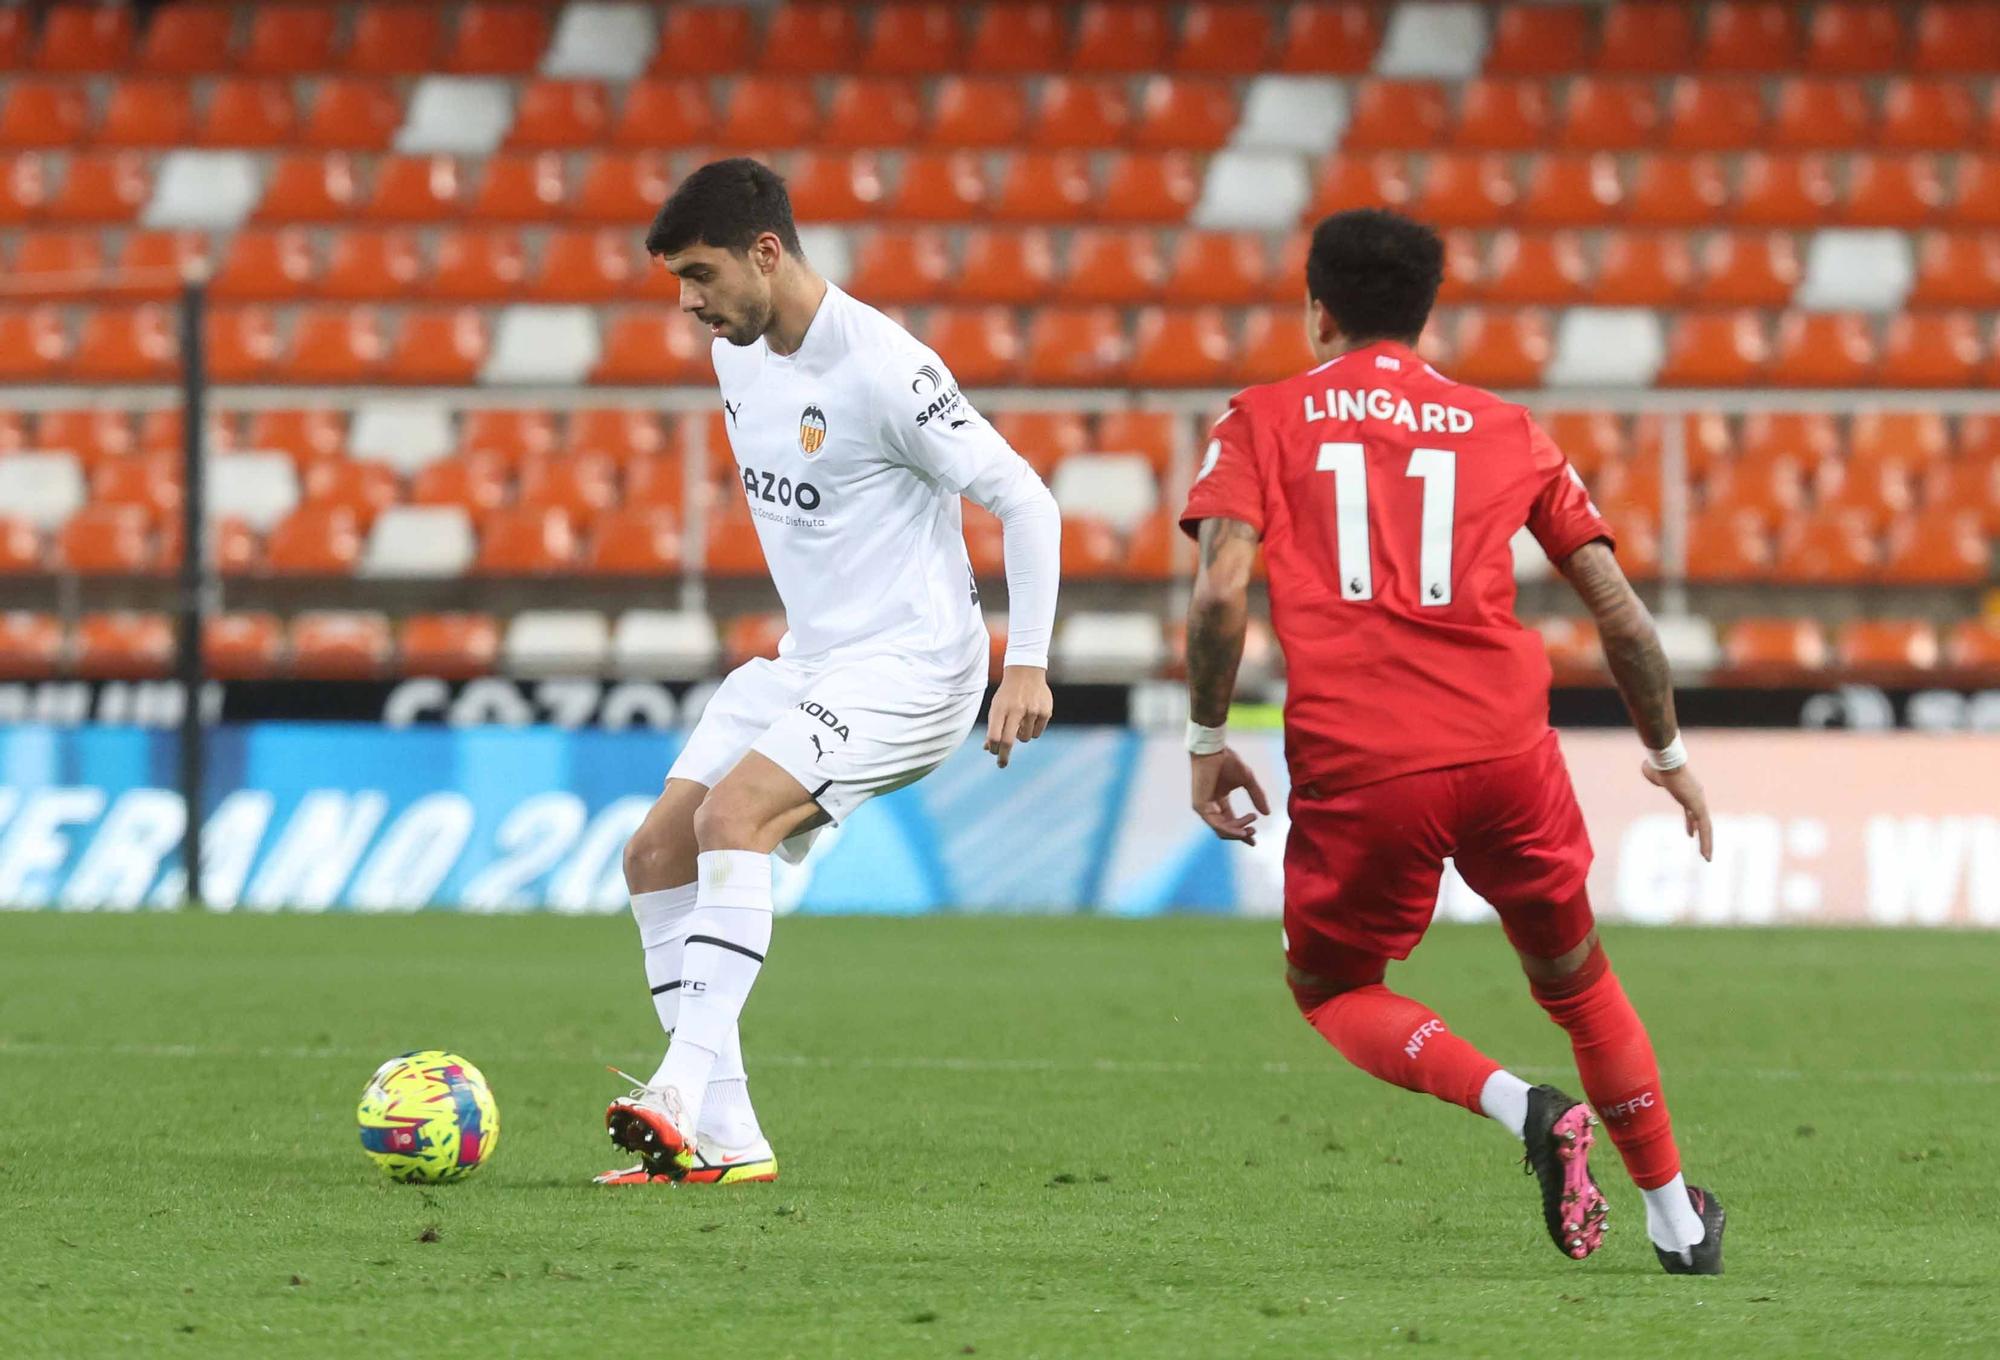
668, 653, 983, 830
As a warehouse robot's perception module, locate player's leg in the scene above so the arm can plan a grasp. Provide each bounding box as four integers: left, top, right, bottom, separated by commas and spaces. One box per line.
1458, 733, 1720, 1271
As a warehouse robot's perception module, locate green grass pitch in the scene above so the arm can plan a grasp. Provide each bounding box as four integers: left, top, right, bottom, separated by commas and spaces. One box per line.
2, 914, 1996, 1358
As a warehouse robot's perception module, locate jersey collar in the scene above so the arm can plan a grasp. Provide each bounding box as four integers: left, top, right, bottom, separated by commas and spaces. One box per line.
766, 282, 841, 369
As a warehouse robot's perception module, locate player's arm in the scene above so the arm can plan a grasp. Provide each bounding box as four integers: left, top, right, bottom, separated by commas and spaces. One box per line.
1184, 517, 1270, 845
1557, 541, 1713, 861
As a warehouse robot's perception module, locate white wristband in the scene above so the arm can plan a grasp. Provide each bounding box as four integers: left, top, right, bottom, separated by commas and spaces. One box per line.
1645, 734, 1688, 772
1186, 721, 1228, 756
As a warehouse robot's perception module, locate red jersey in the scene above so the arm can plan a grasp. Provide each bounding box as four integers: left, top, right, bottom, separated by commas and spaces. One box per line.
1179, 341, 1612, 794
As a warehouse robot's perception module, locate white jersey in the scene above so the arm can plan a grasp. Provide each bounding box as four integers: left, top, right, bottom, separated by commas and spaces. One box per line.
710, 284, 1014, 693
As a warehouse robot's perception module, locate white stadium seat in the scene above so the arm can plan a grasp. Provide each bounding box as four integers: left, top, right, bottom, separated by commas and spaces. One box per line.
481, 306, 601, 385
1191, 150, 1309, 231
394, 78, 514, 156
1796, 230, 1913, 313
348, 399, 456, 475
542, 2, 658, 80
1374, 1, 1489, 78
143, 151, 259, 230
206, 453, 298, 533
0, 452, 86, 531
1545, 309, 1665, 388
1656, 614, 1722, 675
505, 609, 611, 676
1052, 454, 1159, 533
1052, 611, 1165, 683
1234, 77, 1347, 155
612, 609, 721, 679
360, 505, 475, 577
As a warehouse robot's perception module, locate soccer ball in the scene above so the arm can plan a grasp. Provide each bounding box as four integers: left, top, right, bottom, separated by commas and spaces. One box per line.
356, 1050, 500, 1184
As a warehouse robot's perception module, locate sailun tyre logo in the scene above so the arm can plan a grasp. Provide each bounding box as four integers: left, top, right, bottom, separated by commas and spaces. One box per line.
798, 404, 828, 458
911, 364, 943, 395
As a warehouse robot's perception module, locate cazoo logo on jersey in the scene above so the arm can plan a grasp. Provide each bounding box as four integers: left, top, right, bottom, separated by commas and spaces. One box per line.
742, 466, 822, 510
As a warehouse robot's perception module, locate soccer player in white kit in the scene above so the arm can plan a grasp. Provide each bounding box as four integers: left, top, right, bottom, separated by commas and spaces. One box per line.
598, 159, 1062, 1186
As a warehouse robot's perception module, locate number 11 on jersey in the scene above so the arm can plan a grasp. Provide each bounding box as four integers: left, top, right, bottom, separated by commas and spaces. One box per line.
1315, 442, 1458, 607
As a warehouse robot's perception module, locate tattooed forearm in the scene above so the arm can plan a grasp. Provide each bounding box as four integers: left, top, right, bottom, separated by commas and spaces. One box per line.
1187, 518, 1260, 728
1559, 541, 1679, 748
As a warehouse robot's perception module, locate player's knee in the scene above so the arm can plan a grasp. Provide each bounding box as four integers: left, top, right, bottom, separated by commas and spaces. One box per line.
622, 820, 692, 895
692, 789, 761, 853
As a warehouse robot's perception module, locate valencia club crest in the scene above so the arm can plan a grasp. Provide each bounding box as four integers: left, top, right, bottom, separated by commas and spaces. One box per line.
798, 404, 828, 458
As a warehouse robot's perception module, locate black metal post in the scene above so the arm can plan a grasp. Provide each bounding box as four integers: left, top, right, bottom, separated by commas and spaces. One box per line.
177, 272, 208, 908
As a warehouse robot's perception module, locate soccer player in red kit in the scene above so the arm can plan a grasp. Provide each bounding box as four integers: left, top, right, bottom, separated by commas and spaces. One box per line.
1180, 209, 1725, 1274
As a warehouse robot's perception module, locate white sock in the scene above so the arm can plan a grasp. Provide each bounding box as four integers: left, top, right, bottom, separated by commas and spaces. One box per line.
1642, 1173, 1706, 1257
1479, 1069, 1532, 1140
632, 884, 698, 1035
699, 1025, 763, 1149
649, 850, 773, 1139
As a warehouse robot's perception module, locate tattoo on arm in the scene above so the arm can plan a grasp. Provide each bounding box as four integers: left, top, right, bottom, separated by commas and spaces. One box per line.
1186, 518, 1259, 728
1559, 541, 1679, 748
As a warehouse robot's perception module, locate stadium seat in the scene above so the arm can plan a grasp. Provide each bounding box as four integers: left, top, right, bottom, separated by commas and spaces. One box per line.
991, 412, 1088, 478
1454, 79, 1554, 150
211, 228, 316, 301
595, 311, 710, 384
471, 153, 566, 222
1486, 4, 1593, 75
528, 228, 636, 302
57, 503, 154, 574
1773, 514, 1881, 582
1879, 312, 1985, 386
360, 503, 474, 577
1769, 313, 1879, 386
1058, 514, 1125, 579
1658, 311, 1772, 386
1449, 309, 1551, 388
1684, 507, 1774, 581
820, 77, 923, 149
1093, 412, 1179, 473
38, 410, 134, 468
1031, 77, 1131, 149
363, 154, 467, 222
424, 228, 525, 301
583, 505, 683, 575
97, 79, 195, 149
71, 305, 177, 382
1128, 308, 1236, 388
1837, 619, 1939, 670
0, 611, 61, 676
199, 79, 298, 149
1560, 78, 1660, 150
1306, 153, 1416, 220
348, 4, 444, 74
1053, 609, 1164, 679
611, 80, 713, 148
115, 229, 209, 300
203, 613, 285, 680
1099, 151, 1199, 223
37, 5, 133, 72
351, 400, 454, 474
507, 80, 612, 150
967, 3, 1065, 71
1695, 231, 1803, 306
389, 310, 490, 385
1344, 81, 1451, 150
846, 229, 951, 306
1599, 2, 1696, 72
1174, 2, 1272, 72
1414, 153, 1519, 228
1855, 410, 1952, 469
1842, 154, 1945, 227
520, 452, 619, 527
1771, 77, 1875, 149
0, 153, 49, 224
703, 502, 767, 576
301, 458, 397, 528
992, 152, 1093, 222
1162, 232, 1267, 305
1626, 154, 1730, 227
1235, 306, 1318, 384
719, 612, 786, 669
1947, 619, 2000, 670
1540, 410, 1627, 478
1024, 307, 1129, 386
1052, 453, 1159, 532
245, 4, 341, 74
12, 228, 100, 283
929, 76, 1029, 147
572, 150, 670, 224
1134, 77, 1237, 150
1912, 2, 2000, 72
1072, 1, 1171, 72
1593, 232, 1695, 306
569, 408, 669, 464
1060, 229, 1164, 305
1483, 231, 1589, 304
653, 6, 753, 75
922, 308, 1022, 385
759, 2, 861, 72
863, 4, 963, 75
1912, 233, 2000, 306
285, 307, 390, 383
622, 452, 686, 511
320, 229, 422, 300
1821, 458, 1916, 529
0, 81, 90, 147
781, 151, 884, 222
411, 452, 509, 518
1881, 508, 1990, 584
91, 451, 181, 524
264, 504, 363, 575
201, 307, 280, 382
1634, 410, 1735, 482
1879, 79, 1978, 150
961, 503, 1005, 576
715, 76, 818, 148
136, 4, 235, 74
1661, 77, 1767, 151
0, 306, 69, 380
1733, 153, 1840, 226
461, 409, 558, 469
503, 610, 610, 677
255, 153, 362, 222
73, 612, 174, 679
613, 609, 719, 680
447, 3, 551, 74
476, 505, 579, 576
1723, 617, 1829, 671
290, 611, 392, 678
1952, 157, 2000, 228
399, 613, 501, 679
1807, 2, 1907, 72
1277, 3, 1380, 73
1701, 1, 1800, 70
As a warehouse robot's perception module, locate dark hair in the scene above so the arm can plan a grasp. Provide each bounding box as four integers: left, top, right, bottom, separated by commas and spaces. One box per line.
646, 157, 803, 258
1304, 209, 1445, 345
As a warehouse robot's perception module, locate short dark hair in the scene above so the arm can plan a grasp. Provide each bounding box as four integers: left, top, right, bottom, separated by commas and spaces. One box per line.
1304, 209, 1445, 345
646, 157, 803, 259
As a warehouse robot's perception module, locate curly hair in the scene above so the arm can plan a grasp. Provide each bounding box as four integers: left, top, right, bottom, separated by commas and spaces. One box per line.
1304, 209, 1446, 345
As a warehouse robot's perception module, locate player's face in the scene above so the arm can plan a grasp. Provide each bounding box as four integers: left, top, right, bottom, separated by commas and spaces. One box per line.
662, 240, 777, 347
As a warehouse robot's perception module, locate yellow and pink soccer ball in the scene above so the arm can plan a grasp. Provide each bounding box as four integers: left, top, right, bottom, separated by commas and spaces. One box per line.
356, 1050, 500, 1184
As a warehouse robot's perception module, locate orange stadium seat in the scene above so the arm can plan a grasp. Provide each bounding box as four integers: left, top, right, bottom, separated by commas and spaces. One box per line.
1455, 79, 1554, 150
1951, 157, 2000, 228
96, 79, 194, 148
1060, 514, 1123, 578
613, 80, 714, 147
1723, 618, 1830, 671
1821, 459, 1916, 530
204, 613, 285, 680
0, 10, 27, 67
1912, 2, 2000, 71
212, 228, 316, 301
1947, 619, 2000, 669
1541, 411, 1627, 477
0, 154, 49, 223
364, 155, 466, 222
0, 612, 62, 677
72, 305, 177, 382
1662, 77, 1767, 151
923, 308, 1022, 385
0, 81, 90, 147
1164, 231, 1267, 305
136, 4, 235, 73
1448, 309, 1551, 388
428, 228, 525, 301
1594, 232, 1695, 306
348, 4, 444, 74
264, 505, 362, 575
1740, 410, 1841, 471
1124, 514, 1182, 581
412, 453, 508, 517
1098, 151, 1199, 223
583, 506, 682, 575
509, 80, 612, 149
654, 6, 753, 75
596, 311, 711, 385
1236, 307, 1317, 384
91, 451, 180, 523
704, 503, 767, 576
1658, 311, 1772, 386
760, 2, 860, 72
321, 229, 422, 300
39, 409, 133, 466
1061, 228, 1164, 305
0, 414, 25, 459
716, 75, 818, 148
1174, 2, 1272, 73
531, 227, 637, 302
12, 228, 100, 283
569, 409, 669, 464
991, 411, 1087, 478
38, 5, 133, 72
302, 458, 396, 527
139, 408, 236, 457
1308, 153, 1415, 219
1626, 154, 1730, 226
57, 503, 155, 574
1560, 77, 1659, 150
848, 229, 952, 305
472, 153, 566, 222
300, 80, 402, 151
199, 79, 298, 148
863, 4, 963, 76
1842, 154, 1945, 227
1415, 153, 1519, 228
967, 3, 1066, 72
1517, 154, 1624, 227
1807, 2, 1907, 72
1345, 81, 1451, 150
1879, 312, 1985, 386
784, 151, 885, 221
1031, 77, 1131, 148
1880, 79, 1978, 149
1701, 1, 1801, 71
1094, 412, 1179, 472
290, 612, 392, 678
475, 506, 577, 576
1133, 77, 1238, 150
462, 409, 558, 468
992, 152, 1092, 222
1733, 153, 1839, 226
448, 3, 550, 74
1770, 77, 1874, 149
962, 503, 1005, 576
1683, 507, 1774, 581
1024, 306, 1130, 386
1483, 231, 1588, 305
520, 452, 619, 527
256, 153, 361, 222
1487, 4, 1593, 75
389, 310, 489, 385
723, 612, 787, 667
1837, 619, 1939, 670
1853, 410, 1952, 469
1072, 2, 1170, 72
1882, 509, 1989, 584
0, 307, 70, 380
245, 4, 341, 73
822, 78, 924, 149
1773, 514, 1881, 582
623, 452, 685, 509
203, 306, 282, 382
929, 76, 1029, 146
1129, 308, 1236, 387
1634, 411, 1733, 479
74, 613, 174, 679
1277, 3, 1380, 73
1599, 2, 1696, 72
116, 229, 207, 299
1770, 313, 1879, 386
285, 306, 390, 383
573, 151, 670, 223
399, 613, 501, 678
1695, 231, 1802, 306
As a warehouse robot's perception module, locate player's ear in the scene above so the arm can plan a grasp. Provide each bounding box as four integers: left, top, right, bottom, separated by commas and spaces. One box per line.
751, 233, 782, 276
1307, 296, 1341, 356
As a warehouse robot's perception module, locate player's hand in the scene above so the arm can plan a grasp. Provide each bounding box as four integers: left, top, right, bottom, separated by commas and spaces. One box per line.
1642, 761, 1714, 862
985, 665, 1053, 768
1191, 747, 1271, 845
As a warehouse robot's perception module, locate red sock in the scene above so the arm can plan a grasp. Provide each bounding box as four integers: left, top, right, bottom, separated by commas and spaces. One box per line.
1304, 985, 1502, 1116
1531, 944, 1682, 1190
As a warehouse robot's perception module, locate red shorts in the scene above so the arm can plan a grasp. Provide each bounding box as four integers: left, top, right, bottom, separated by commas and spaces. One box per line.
1283, 729, 1595, 975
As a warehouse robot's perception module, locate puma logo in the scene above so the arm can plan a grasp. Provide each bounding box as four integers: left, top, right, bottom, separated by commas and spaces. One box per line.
810, 734, 829, 763
723, 399, 741, 425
